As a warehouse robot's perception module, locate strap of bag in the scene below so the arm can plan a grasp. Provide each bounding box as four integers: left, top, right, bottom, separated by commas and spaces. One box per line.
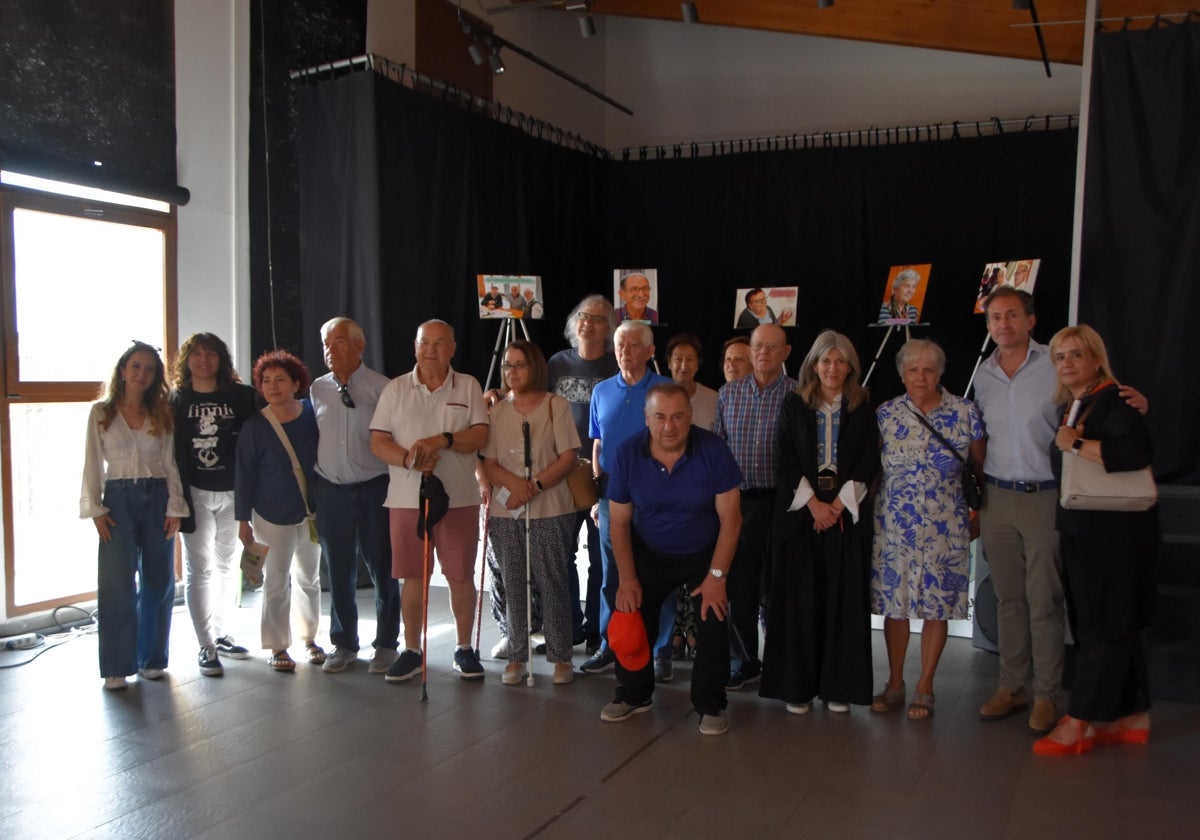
261, 407, 315, 518
904, 403, 966, 464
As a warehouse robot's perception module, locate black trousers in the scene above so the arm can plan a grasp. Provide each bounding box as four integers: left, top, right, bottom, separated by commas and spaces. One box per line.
727, 490, 775, 670
614, 535, 729, 715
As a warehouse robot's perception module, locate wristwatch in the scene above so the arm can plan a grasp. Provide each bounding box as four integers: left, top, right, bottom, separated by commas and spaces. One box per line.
1071, 438, 1084, 454
442, 432, 454, 448
534, 479, 544, 491
709, 568, 725, 579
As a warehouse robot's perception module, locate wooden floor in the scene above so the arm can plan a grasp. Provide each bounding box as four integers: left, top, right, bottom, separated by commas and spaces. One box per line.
0, 588, 1196, 840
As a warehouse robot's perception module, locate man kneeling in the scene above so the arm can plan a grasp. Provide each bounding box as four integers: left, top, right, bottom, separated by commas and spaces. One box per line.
601, 384, 742, 735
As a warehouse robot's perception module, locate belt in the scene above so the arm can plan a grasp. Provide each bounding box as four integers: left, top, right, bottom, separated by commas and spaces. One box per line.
984, 475, 1058, 493
816, 476, 837, 491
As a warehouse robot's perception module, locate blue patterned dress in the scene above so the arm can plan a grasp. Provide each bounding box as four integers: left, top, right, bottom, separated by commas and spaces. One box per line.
871, 390, 984, 620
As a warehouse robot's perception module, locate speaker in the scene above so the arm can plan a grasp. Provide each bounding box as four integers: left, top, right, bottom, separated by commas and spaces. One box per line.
972, 543, 999, 653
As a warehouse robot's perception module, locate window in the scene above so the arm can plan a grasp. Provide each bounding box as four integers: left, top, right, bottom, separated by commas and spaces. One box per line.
1, 182, 177, 615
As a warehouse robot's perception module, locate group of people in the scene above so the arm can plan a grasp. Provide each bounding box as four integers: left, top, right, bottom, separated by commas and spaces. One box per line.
81, 286, 1158, 753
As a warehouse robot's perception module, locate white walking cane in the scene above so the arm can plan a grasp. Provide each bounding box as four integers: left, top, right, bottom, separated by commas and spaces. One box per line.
522, 419, 535, 687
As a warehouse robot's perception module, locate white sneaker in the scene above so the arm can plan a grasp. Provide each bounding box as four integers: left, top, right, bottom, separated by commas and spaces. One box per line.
138, 667, 165, 681
501, 663, 528, 685
786, 702, 812, 715
490, 637, 510, 660
826, 701, 850, 713
699, 711, 729, 736
322, 646, 357, 673
103, 676, 128, 691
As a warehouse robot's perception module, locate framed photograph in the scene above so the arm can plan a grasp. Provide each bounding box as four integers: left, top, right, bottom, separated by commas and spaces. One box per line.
478, 274, 543, 320
877, 264, 932, 324
613, 268, 659, 325
733, 286, 798, 328
973, 259, 1040, 314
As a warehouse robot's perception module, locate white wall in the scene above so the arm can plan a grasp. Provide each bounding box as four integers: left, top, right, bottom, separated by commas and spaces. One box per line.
174, 0, 251, 372
600, 17, 1082, 150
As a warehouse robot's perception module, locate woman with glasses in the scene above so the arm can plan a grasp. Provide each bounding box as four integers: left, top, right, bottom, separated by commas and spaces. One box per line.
482, 340, 581, 685
82, 342, 189, 690
170, 333, 258, 677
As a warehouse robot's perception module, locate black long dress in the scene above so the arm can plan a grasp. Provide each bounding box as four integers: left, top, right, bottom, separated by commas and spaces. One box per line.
759, 391, 879, 707
1052, 384, 1159, 721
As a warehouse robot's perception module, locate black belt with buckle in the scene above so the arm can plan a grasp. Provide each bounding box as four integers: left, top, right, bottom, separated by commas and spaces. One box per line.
984, 475, 1058, 493
816, 475, 837, 491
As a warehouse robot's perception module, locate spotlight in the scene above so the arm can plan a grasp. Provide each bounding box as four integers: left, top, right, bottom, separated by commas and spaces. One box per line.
488, 50, 506, 75
681, 2, 699, 24
579, 14, 596, 39
1012, 0, 1031, 8
468, 41, 485, 66
818, 0, 834, 7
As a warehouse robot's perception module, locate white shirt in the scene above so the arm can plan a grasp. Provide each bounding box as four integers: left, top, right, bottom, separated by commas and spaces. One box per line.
370, 366, 489, 509
80, 403, 188, 519
690, 382, 719, 431
311, 364, 390, 484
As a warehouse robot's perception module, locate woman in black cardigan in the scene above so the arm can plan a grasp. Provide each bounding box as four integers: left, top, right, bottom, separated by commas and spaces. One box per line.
759, 330, 879, 715
1038, 325, 1159, 755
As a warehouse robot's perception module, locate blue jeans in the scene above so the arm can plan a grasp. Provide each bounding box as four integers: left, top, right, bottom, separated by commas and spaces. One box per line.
598, 498, 675, 657
315, 474, 400, 652
97, 478, 175, 677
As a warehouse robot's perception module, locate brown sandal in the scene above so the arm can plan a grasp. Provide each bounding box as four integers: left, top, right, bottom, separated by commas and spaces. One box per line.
305, 643, 327, 665
871, 682, 906, 713
268, 651, 295, 672
907, 692, 935, 720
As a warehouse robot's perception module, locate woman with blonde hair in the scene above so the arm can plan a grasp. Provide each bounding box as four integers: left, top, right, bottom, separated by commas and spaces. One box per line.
1034, 325, 1158, 755
81, 341, 189, 690
760, 330, 879, 715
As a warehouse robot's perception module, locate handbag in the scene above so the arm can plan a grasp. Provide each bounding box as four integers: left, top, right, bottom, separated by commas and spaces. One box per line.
261, 407, 320, 543
548, 396, 597, 509
905, 404, 983, 510
1059, 400, 1157, 511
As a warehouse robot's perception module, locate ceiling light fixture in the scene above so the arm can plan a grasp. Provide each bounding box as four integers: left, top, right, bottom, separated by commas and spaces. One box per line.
681, 2, 700, 25
488, 49, 506, 75
467, 41, 485, 65
579, 14, 596, 39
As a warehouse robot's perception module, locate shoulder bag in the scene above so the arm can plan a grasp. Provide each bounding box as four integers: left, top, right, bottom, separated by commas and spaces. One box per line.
548, 395, 597, 509
1059, 401, 1157, 512
261, 407, 320, 542
905, 403, 983, 510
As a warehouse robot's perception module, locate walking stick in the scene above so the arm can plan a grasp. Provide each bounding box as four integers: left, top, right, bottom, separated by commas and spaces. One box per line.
420, 494, 431, 703
523, 420, 535, 687
474, 499, 490, 653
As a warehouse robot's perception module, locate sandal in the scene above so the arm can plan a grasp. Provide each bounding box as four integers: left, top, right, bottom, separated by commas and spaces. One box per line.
305, 643, 327, 665
871, 682, 906, 713
268, 651, 295, 672
907, 692, 935, 720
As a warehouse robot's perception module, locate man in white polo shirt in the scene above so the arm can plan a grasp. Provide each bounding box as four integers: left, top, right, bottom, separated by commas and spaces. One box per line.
370, 319, 489, 681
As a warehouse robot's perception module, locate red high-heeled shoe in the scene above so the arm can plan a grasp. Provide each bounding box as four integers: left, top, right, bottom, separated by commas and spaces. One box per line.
1033, 716, 1096, 756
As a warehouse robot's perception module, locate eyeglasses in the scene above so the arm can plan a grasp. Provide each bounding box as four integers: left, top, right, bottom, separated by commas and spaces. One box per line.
578, 313, 608, 325
501, 362, 528, 372
750, 343, 784, 353
336, 382, 355, 408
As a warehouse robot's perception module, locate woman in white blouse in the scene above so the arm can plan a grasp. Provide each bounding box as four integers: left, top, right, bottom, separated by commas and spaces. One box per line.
81, 342, 189, 691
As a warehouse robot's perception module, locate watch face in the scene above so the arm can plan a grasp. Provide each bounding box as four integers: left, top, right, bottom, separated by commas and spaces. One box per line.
710, 568, 724, 578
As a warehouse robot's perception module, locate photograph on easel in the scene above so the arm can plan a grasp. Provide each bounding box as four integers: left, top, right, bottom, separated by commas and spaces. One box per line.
613, 268, 659, 325
972, 258, 1040, 313
733, 286, 798, 328
478, 274, 544, 319
877, 264, 932, 324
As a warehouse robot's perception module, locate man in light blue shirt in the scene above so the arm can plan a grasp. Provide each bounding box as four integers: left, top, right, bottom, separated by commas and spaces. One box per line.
311, 317, 400, 675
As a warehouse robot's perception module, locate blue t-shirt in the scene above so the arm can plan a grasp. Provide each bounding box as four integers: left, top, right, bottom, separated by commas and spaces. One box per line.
588, 370, 671, 473
608, 427, 743, 555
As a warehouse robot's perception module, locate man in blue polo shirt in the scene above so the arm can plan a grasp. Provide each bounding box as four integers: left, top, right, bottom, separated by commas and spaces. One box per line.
579, 321, 671, 675
600, 383, 743, 735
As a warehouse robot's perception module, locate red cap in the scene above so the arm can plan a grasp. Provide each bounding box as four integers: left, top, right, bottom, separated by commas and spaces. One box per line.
607, 610, 650, 671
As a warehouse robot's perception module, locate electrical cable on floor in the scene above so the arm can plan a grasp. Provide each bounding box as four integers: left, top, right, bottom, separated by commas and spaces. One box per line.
0, 604, 98, 668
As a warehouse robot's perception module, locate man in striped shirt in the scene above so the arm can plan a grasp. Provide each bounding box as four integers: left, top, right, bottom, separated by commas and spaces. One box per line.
713, 323, 796, 689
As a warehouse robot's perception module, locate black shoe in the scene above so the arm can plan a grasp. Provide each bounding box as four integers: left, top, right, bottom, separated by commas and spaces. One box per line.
580, 646, 616, 674
585, 635, 602, 656
198, 645, 223, 677
215, 636, 250, 660
385, 649, 423, 682
453, 647, 485, 679
726, 662, 762, 691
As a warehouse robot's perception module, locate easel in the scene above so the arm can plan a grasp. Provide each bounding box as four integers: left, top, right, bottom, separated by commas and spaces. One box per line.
963, 333, 992, 398
862, 321, 926, 386
483, 315, 532, 393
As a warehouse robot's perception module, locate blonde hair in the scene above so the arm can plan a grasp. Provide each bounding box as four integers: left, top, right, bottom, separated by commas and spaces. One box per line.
1049, 324, 1117, 404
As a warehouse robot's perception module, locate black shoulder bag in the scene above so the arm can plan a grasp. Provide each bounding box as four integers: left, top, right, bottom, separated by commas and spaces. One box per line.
905, 404, 983, 511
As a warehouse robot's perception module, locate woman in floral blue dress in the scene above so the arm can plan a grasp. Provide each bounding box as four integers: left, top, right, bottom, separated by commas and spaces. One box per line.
870, 339, 985, 719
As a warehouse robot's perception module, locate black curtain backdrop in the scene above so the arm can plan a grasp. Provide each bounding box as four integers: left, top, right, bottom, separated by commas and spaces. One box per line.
1082, 21, 1200, 485
298, 70, 1076, 406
